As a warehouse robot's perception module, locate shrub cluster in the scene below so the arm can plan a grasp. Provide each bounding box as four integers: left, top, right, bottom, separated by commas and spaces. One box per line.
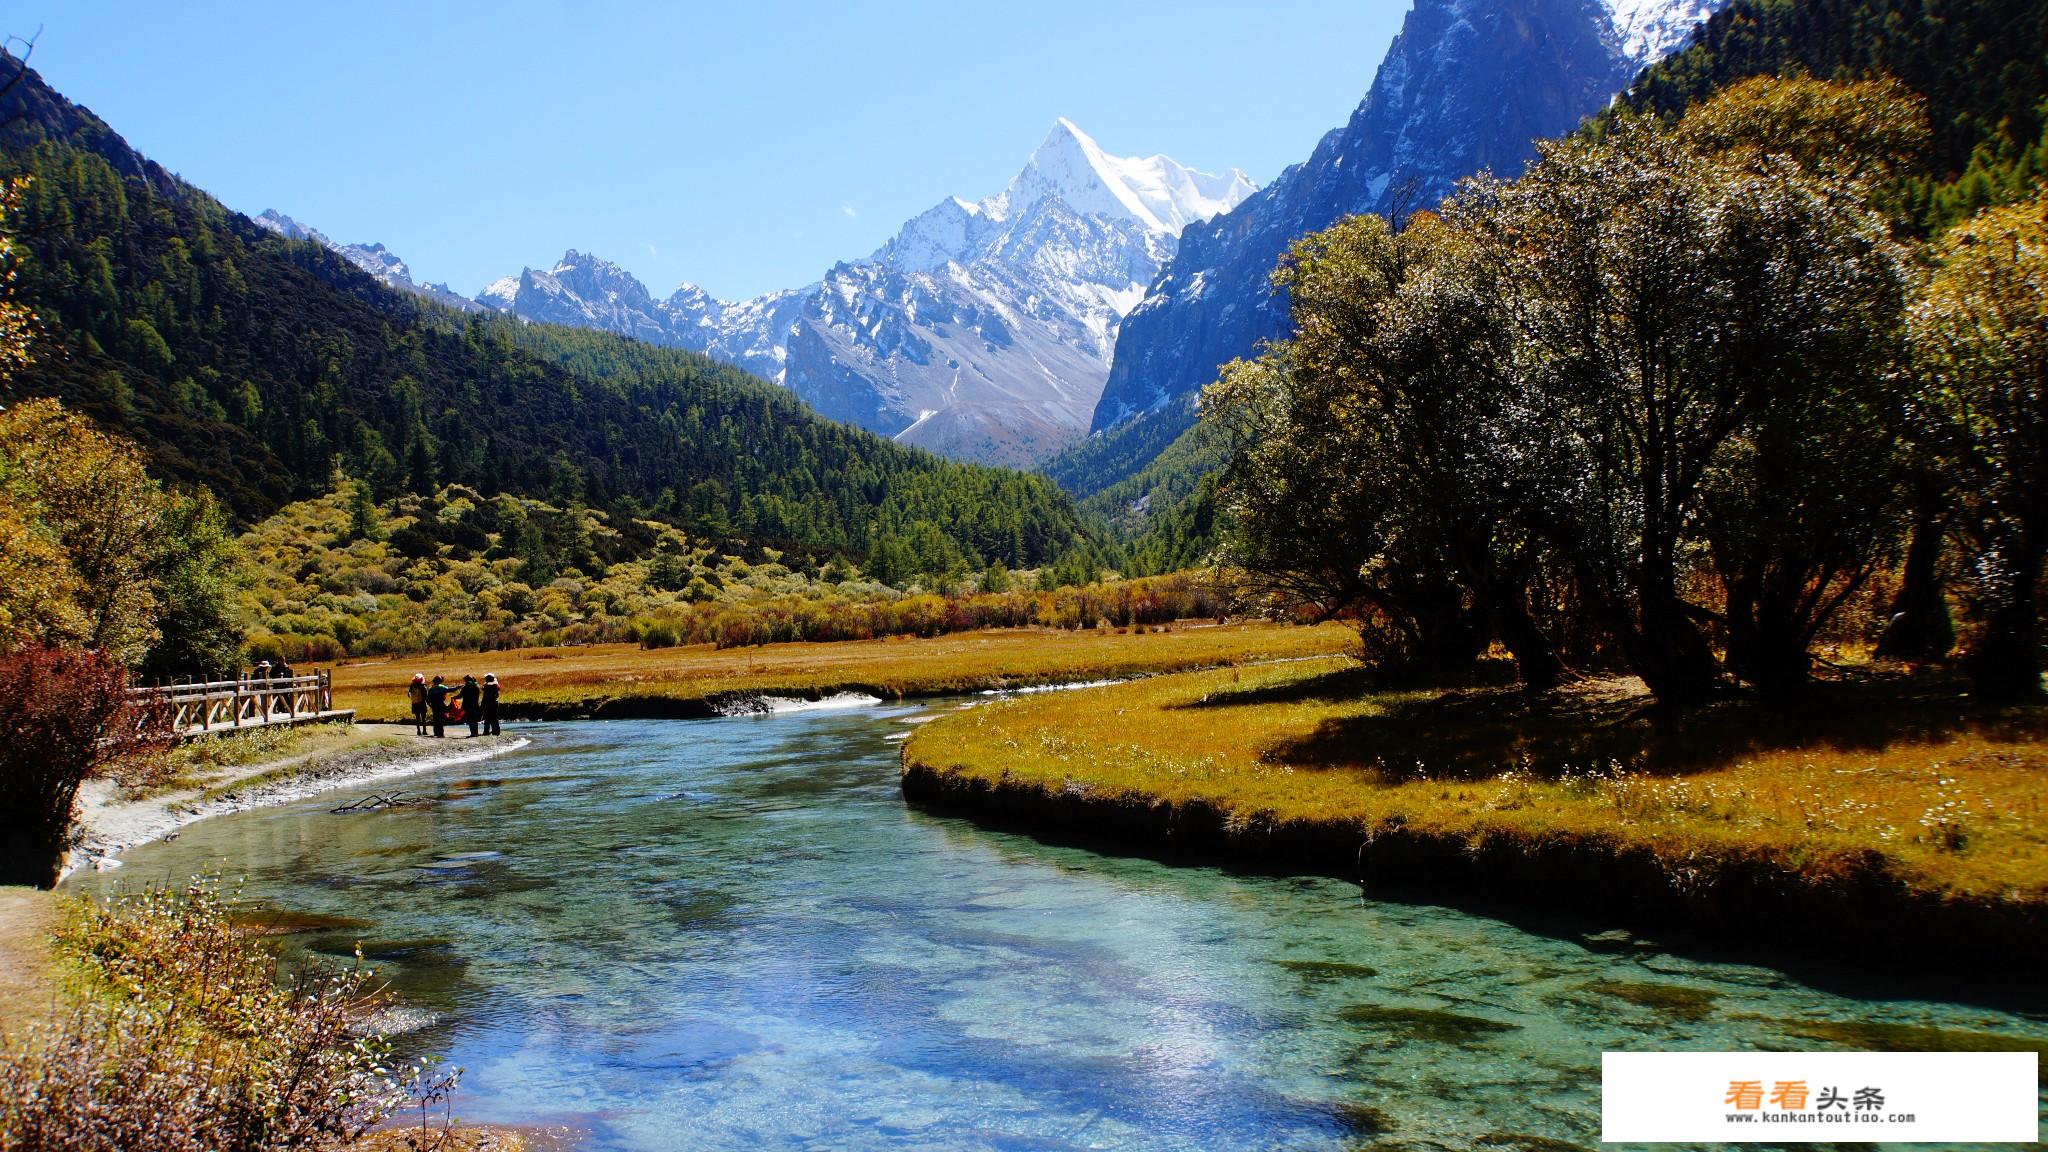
634, 575, 1223, 650
0, 644, 154, 887
0, 881, 428, 1151
235, 482, 1224, 658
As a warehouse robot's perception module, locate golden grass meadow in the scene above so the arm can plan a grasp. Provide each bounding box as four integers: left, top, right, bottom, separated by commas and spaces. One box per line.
903, 657, 2048, 904
327, 621, 1358, 722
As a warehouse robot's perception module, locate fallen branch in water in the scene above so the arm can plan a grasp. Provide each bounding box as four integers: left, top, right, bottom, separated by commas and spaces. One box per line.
330, 792, 427, 814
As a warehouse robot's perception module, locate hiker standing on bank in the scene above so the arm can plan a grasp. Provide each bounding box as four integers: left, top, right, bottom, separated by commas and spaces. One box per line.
426, 675, 451, 738
460, 674, 482, 738
407, 673, 428, 736
481, 673, 501, 736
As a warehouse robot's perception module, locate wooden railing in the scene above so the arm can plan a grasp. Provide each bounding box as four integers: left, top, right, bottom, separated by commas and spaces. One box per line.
127, 671, 341, 737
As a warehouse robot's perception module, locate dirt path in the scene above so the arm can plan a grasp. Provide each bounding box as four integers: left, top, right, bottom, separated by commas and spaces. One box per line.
0, 886, 60, 1038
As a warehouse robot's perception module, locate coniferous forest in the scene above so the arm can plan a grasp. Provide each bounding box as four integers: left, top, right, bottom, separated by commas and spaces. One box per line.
0, 55, 1090, 578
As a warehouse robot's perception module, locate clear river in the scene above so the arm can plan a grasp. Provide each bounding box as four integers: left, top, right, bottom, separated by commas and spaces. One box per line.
68, 702, 2047, 1151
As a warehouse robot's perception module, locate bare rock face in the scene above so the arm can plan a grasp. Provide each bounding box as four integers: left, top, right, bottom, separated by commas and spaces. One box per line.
1086, 0, 1723, 442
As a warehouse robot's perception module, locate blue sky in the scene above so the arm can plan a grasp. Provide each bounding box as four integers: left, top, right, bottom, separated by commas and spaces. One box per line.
14, 2, 1408, 301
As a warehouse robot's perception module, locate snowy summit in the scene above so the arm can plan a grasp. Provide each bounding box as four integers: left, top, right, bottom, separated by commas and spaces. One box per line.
469, 120, 1254, 466
881, 119, 1252, 274
1004, 118, 1256, 238
1601, 0, 1722, 65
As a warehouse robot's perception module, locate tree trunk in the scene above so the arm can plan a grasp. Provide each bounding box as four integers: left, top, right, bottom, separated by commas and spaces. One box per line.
1876, 484, 1954, 661
1632, 553, 1722, 705
1967, 533, 2044, 701
1402, 582, 1487, 681
1489, 577, 1566, 692
1724, 569, 1815, 696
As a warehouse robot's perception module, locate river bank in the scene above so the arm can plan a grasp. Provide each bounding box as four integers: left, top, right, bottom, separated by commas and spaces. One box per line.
899, 659, 2048, 981
7, 726, 543, 1149
324, 622, 1355, 722
67, 724, 530, 880
66, 705, 2048, 1148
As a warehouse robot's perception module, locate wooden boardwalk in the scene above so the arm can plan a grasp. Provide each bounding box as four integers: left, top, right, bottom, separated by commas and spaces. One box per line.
129, 672, 354, 740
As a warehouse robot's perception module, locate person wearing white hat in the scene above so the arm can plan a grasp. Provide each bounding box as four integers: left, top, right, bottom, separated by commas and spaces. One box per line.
407, 673, 428, 736
481, 673, 501, 736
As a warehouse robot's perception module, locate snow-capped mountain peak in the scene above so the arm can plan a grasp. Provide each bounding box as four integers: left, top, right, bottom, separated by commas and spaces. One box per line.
1002, 118, 1254, 237
252, 208, 327, 244
876, 120, 1254, 276
346, 242, 411, 284
1600, 0, 1720, 65
548, 249, 656, 309
477, 275, 521, 312
479, 123, 1255, 466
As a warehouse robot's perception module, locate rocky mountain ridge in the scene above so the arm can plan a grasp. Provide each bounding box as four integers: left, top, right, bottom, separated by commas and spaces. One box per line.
250, 210, 480, 313
1086, 0, 1726, 440
465, 120, 1252, 465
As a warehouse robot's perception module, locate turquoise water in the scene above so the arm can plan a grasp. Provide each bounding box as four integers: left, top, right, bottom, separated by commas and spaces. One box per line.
71, 704, 2046, 1150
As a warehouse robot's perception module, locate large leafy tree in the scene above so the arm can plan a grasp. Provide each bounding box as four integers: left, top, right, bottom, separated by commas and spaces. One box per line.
1206, 218, 1487, 674
1208, 212, 1565, 685
1212, 78, 1926, 702
1361, 212, 1566, 688
1472, 80, 1917, 700
1682, 78, 1921, 692
141, 487, 244, 679
1909, 195, 2048, 699
0, 397, 172, 664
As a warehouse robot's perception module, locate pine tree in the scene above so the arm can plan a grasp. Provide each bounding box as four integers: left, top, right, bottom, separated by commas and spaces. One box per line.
345, 478, 383, 543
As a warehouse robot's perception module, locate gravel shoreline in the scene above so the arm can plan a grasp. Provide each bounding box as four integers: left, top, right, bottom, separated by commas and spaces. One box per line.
66, 729, 531, 880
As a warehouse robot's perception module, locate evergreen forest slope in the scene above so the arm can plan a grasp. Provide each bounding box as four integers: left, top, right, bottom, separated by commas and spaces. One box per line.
0, 54, 1089, 577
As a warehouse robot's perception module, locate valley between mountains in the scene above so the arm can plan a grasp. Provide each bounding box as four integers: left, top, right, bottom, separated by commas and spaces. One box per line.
258, 0, 1724, 481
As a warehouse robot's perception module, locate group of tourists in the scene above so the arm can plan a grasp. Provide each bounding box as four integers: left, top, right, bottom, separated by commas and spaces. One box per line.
406, 672, 502, 738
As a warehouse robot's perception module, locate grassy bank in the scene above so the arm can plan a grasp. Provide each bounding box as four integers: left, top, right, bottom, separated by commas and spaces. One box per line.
121, 721, 373, 800
901, 658, 2048, 970
327, 621, 1355, 722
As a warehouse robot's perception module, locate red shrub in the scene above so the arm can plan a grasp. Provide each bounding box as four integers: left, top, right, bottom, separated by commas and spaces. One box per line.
0, 645, 145, 887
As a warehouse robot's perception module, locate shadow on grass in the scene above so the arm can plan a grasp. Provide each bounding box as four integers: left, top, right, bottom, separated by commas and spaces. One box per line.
1176, 659, 1522, 709
1177, 667, 2048, 781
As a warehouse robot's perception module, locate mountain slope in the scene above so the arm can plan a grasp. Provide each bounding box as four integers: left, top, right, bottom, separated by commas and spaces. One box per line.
1086, 0, 1722, 442
1614, 0, 2048, 229
0, 53, 1088, 575
481, 121, 1253, 466
1091, 0, 2047, 581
